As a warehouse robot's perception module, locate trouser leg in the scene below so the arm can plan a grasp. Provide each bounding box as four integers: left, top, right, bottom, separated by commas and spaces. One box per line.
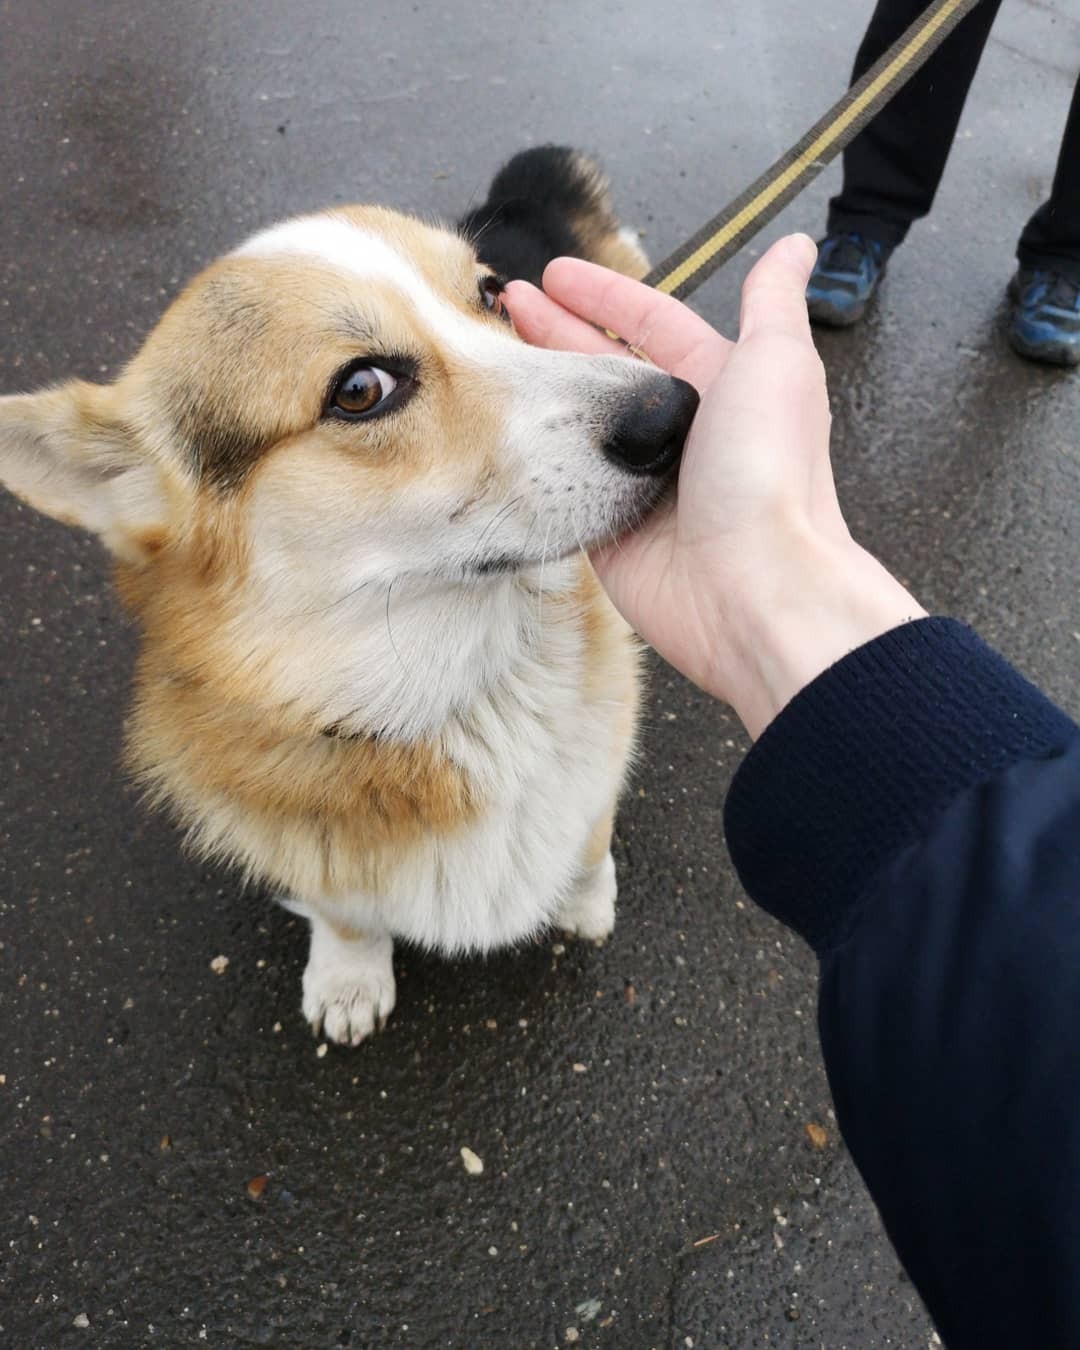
1016, 72, 1080, 284
827, 0, 1004, 249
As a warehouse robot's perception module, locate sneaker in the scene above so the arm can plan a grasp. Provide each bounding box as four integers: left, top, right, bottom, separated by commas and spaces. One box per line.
806, 232, 888, 327
1008, 268, 1080, 367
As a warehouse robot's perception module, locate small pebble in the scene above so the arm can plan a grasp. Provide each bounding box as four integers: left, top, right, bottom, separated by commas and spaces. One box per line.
315, 1043, 328, 1059
565, 1330, 580, 1344
572, 1062, 587, 1074
804, 1121, 829, 1150
246, 1174, 268, 1201
73, 1313, 90, 1328
209, 955, 229, 975
552, 942, 566, 956
460, 1146, 484, 1175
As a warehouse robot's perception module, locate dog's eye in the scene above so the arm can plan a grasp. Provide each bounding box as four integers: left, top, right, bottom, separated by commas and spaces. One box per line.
479, 276, 509, 321
328, 364, 399, 419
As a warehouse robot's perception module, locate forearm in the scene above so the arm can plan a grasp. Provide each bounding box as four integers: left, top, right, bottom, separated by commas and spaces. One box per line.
723, 620, 1080, 1346
819, 745, 1080, 1349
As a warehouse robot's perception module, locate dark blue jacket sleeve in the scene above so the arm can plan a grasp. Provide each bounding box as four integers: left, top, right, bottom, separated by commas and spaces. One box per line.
723, 617, 1080, 1350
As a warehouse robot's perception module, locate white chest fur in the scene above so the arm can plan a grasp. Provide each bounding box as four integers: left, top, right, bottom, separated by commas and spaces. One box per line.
342, 643, 628, 951
186, 558, 637, 956
316, 567, 635, 953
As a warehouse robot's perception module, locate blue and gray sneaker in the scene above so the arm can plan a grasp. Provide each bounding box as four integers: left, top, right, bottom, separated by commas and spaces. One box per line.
1008, 268, 1080, 368
806, 232, 888, 327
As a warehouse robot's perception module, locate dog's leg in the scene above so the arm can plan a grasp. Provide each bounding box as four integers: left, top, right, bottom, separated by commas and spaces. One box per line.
299, 909, 397, 1046
555, 807, 617, 944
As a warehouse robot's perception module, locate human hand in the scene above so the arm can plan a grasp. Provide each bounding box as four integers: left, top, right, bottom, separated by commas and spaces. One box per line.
504, 235, 925, 737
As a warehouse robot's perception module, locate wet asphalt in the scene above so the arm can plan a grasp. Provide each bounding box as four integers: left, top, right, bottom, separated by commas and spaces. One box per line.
1, 1, 1077, 1346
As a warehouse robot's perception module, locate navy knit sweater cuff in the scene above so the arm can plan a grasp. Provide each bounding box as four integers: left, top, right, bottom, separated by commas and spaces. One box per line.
722, 617, 1078, 955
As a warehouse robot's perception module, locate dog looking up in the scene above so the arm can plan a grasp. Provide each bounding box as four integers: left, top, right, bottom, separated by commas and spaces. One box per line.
0, 147, 697, 1044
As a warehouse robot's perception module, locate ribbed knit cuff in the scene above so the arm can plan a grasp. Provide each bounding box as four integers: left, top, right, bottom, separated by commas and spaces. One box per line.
723, 618, 1078, 955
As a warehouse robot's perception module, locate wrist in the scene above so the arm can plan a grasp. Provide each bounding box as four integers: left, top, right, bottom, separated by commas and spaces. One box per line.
716, 536, 927, 739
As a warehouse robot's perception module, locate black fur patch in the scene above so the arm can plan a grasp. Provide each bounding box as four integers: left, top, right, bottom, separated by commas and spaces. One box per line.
174, 395, 274, 492
459, 145, 612, 285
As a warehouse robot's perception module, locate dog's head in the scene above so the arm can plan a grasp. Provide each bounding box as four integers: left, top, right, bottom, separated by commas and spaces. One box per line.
0, 206, 697, 732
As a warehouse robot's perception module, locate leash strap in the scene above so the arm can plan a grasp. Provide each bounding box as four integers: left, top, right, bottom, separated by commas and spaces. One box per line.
643, 0, 987, 299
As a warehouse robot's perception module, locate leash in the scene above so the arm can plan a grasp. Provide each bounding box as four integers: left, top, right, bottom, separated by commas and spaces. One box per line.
643, 0, 987, 300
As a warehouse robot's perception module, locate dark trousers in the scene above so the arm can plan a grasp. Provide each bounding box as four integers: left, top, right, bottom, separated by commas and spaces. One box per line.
827, 0, 1080, 281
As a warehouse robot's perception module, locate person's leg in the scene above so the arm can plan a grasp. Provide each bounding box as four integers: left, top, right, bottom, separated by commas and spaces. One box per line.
1008, 75, 1080, 367
828, 0, 1005, 250
1016, 73, 1080, 283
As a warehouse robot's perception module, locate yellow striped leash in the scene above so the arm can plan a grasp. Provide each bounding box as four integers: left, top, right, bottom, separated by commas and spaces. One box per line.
644, 0, 987, 299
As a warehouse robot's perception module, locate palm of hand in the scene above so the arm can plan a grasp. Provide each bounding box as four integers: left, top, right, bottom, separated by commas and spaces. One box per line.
504, 236, 835, 698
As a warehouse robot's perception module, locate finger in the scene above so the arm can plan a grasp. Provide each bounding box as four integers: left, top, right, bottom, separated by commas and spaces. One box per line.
541, 257, 732, 378
737, 233, 818, 344
503, 280, 626, 357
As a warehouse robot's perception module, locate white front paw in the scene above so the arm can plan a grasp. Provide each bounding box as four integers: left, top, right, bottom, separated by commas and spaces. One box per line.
556, 851, 617, 944
301, 924, 396, 1046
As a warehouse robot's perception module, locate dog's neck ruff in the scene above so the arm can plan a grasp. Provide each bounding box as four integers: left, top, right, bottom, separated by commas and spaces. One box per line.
298, 559, 582, 746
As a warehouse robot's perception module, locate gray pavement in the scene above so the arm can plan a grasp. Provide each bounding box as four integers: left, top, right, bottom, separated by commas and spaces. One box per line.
1, 1, 1077, 1346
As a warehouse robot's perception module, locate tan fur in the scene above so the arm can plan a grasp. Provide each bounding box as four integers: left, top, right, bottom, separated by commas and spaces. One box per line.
561, 152, 651, 281
587, 231, 651, 281
1, 177, 666, 1037
582, 806, 616, 871
126, 660, 480, 899
121, 553, 637, 901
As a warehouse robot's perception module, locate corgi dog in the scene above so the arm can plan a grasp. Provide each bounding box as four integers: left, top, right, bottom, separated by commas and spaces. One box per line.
0, 147, 697, 1045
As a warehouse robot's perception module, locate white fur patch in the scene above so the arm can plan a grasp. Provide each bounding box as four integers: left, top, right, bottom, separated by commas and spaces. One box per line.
236, 215, 508, 367
555, 850, 618, 943
300, 913, 396, 1045
306, 615, 628, 954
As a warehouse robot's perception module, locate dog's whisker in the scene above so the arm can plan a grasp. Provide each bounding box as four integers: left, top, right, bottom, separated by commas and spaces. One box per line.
605, 505, 631, 560
286, 578, 374, 622
520, 509, 540, 563
568, 494, 590, 564
384, 578, 409, 677
460, 210, 502, 250
536, 519, 553, 639
473, 494, 524, 561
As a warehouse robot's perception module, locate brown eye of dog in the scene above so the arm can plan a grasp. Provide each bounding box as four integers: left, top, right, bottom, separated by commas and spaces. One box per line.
329, 365, 399, 418
480, 276, 509, 320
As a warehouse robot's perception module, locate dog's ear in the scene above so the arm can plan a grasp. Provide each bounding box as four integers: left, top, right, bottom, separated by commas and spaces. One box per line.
0, 381, 171, 562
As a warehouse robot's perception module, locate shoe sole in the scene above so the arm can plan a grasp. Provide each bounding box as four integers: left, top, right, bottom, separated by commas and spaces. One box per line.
1007, 327, 1080, 367
1006, 275, 1080, 366
807, 300, 868, 328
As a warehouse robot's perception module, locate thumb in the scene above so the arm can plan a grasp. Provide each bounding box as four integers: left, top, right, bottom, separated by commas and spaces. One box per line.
738, 234, 818, 344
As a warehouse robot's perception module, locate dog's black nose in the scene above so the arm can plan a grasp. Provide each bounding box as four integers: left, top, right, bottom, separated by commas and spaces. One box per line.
602, 375, 699, 476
